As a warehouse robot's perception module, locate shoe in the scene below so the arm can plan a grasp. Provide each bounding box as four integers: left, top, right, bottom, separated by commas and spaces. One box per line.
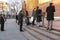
32, 24, 35, 25
20, 30, 24, 32
49, 28, 53, 31
39, 25, 42, 27
47, 27, 49, 30
1, 30, 5, 31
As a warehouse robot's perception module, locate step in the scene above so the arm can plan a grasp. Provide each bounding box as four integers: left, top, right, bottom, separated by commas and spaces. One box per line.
24, 27, 53, 40
27, 26, 60, 40
22, 31, 37, 40
39, 27, 60, 36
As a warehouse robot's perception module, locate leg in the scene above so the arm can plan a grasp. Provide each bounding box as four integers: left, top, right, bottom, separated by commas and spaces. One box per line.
16, 20, 17, 23
38, 22, 40, 27
50, 20, 53, 30
20, 22, 23, 31
36, 22, 38, 27
16, 19, 17, 23
26, 17, 30, 25
18, 21, 19, 25
1, 23, 4, 31
42, 16, 44, 27
36, 22, 40, 28
47, 20, 50, 30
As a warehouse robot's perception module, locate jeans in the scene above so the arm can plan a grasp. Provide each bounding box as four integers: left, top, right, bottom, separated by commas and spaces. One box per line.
36, 22, 40, 27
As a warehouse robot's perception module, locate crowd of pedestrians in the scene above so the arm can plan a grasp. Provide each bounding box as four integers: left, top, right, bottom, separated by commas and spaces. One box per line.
15, 3, 55, 32
0, 3, 55, 32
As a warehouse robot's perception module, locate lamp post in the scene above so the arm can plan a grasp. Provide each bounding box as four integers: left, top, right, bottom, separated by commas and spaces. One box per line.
2, 3, 3, 14
0, 2, 3, 14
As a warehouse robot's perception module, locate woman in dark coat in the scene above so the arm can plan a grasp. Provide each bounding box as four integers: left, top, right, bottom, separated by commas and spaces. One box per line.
46, 3, 55, 30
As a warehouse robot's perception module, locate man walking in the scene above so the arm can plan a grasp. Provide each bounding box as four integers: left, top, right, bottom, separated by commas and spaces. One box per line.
18, 10, 24, 32
46, 3, 55, 30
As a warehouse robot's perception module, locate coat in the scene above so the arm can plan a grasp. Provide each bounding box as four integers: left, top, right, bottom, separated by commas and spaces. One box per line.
0, 16, 4, 24
32, 10, 36, 18
36, 9, 42, 22
18, 10, 23, 23
46, 6, 55, 20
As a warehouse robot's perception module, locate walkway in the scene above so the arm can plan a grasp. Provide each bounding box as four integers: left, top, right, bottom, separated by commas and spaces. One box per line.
0, 19, 27, 40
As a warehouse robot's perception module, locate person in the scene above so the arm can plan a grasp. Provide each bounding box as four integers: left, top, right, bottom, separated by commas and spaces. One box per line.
46, 3, 55, 30
32, 8, 36, 25
16, 13, 18, 23
25, 10, 30, 25
18, 10, 24, 32
36, 6, 42, 27
3, 14, 6, 22
0, 14, 5, 31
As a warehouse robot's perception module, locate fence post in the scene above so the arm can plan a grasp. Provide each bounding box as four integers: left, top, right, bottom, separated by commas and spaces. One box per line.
42, 12, 45, 27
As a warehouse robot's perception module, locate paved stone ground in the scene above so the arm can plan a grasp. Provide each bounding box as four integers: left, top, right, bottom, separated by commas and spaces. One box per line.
0, 19, 27, 40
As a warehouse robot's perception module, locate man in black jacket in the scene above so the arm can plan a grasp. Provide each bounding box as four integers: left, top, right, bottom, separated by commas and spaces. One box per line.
46, 3, 55, 30
18, 10, 24, 32
0, 14, 5, 31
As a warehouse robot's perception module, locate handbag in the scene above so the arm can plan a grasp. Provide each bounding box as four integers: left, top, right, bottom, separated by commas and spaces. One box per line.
30, 16, 34, 23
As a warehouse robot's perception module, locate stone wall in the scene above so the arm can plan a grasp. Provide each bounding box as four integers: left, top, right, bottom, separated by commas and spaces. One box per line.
39, 1, 60, 17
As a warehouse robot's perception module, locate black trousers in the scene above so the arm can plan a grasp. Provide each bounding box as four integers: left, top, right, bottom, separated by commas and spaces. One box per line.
19, 22, 23, 31
1, 23, 4, 31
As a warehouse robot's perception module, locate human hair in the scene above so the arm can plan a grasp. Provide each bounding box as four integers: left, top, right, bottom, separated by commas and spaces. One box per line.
50, 3, 53, 6
37, 6, 39, 9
